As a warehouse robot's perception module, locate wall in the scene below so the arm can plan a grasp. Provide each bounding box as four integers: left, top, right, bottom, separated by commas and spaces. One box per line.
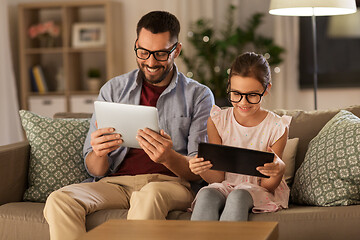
6, 0, 360, 111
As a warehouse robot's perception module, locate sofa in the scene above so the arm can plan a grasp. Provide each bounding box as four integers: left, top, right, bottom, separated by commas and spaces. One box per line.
1, 105, 360, 240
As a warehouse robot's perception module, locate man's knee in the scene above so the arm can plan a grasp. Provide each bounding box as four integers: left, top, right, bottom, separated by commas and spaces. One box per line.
44, 189, 71, 219
45, 189, 66, 206
44, 185, 83, 213
136, 182, 166, 202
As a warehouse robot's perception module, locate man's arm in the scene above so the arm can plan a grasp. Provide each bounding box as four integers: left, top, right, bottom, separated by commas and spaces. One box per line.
85, 126, 122, 177
137, 129, 201, 181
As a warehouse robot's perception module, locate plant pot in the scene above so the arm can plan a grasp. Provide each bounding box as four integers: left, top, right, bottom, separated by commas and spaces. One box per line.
39, 36, 55, 48
88, 78, 101, 91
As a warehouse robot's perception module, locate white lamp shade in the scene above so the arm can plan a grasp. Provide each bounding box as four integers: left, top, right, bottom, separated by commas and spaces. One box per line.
269, 0, 357, 16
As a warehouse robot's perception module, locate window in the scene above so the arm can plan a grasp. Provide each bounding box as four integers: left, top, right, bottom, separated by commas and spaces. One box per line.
299, 10, 360, 88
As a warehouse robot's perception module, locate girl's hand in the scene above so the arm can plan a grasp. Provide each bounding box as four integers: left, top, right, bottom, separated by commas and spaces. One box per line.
256, 148, 285, 178
189, 155, 213, 175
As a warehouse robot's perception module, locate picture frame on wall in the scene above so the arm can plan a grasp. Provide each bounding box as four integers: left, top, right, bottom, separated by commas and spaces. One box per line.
72, 23, 106, 48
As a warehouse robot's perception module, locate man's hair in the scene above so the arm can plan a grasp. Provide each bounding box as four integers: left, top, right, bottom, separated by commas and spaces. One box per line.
136, 11, 180, 42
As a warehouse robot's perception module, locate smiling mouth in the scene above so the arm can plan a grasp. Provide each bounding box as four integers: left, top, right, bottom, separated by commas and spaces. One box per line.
146, 66, 162, 73
238, 106, 251, 110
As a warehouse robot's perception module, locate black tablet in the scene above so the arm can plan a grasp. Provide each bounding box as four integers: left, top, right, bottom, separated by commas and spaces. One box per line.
197, 142, 274, 178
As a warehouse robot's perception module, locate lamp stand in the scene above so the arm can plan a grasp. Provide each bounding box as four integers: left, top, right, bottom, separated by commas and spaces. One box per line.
311, 12, 318, 110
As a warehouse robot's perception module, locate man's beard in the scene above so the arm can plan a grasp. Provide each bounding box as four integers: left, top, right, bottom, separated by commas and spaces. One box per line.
137, 62, 172, 85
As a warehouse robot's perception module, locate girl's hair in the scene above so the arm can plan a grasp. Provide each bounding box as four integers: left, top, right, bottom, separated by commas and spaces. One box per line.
228, 52, 271, 90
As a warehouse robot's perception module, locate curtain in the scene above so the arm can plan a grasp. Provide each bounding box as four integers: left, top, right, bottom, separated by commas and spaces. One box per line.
0, 1, 23, 145
272, 15, 300, 110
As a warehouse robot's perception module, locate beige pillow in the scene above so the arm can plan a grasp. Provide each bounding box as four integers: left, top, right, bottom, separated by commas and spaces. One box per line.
283, 138, 299, 186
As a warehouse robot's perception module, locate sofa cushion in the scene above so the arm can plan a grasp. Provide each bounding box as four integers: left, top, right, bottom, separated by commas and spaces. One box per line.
0, 202, 49, 240
19, 110, 90, 202
291, 110, 360, 206
274, 105, 360, 173
283, 138, 299, 186
250, 204, 360, 240
0, 202, 190, 240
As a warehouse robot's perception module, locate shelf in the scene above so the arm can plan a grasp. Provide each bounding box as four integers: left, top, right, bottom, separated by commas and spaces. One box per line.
29, 91, 66, 96
67, 47, 106, 53
25, 48, 63, 54
18, 0, 123, 114
69, 90, 100, 95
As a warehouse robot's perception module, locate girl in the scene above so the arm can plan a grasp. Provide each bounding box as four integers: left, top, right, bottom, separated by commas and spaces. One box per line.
189, 52, 291, 221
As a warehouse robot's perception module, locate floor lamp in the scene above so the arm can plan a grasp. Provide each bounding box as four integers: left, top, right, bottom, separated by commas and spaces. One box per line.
269, 0, 357, 110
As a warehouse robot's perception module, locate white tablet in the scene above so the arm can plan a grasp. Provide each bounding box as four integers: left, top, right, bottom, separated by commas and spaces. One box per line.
94, 101, 160, 149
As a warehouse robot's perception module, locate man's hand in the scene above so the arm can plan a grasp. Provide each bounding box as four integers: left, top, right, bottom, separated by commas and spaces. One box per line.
136, 128, 173, 163
90, 124, 122, 157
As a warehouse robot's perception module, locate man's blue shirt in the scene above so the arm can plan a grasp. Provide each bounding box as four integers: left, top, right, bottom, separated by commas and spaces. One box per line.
83, 65, 215, 177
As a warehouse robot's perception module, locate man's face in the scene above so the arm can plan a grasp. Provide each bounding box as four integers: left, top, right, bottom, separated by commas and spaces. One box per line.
135, 28, 180, 86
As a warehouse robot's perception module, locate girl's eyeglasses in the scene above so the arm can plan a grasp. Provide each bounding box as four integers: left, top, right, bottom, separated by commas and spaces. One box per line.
227, 85, 267, 104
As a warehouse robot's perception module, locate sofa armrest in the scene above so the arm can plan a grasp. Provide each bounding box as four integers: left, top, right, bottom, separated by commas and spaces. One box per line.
0, 141, 30, 205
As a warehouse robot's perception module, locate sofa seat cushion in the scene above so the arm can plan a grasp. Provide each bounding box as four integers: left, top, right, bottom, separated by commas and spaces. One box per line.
86, 208, 128, 231
0, 202, 49, 240
2, 202, 360, 240
0, 202, 191, 239
250, 204, 360, 240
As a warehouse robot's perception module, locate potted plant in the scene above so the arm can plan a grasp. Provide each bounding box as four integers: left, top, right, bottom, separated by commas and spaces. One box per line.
28, 21, 60, 48
181, 5, 285, 103
87, 68, 101, 91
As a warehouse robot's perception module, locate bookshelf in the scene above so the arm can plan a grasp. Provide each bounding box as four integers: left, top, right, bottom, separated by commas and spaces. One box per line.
18, 0, 123, 117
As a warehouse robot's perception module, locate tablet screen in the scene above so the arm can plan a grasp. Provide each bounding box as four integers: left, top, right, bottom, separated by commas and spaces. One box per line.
94, 101, 160, 149
198, 142, 274, 178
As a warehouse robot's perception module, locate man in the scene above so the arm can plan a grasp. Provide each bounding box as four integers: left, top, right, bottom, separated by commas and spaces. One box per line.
43, 11, 214, 240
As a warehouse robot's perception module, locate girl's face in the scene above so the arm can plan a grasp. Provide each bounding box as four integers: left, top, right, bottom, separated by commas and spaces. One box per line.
229, 75, 269, 118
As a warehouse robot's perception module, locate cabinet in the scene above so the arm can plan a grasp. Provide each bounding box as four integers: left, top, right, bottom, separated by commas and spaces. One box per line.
18, 0, 123, 117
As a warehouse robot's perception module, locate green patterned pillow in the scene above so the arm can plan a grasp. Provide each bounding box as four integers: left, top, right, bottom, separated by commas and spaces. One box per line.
19, 110, 91, 202
291, 110, 360, 206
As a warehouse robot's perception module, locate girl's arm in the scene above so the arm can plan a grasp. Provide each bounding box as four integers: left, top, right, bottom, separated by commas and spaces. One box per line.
189, 117, 225, 183
189, 157, 225, 183
257, 128, 288, 193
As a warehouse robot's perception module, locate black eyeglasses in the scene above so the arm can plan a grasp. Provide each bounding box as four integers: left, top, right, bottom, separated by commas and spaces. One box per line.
227, 85, 268, 104
134, 41, 178, 61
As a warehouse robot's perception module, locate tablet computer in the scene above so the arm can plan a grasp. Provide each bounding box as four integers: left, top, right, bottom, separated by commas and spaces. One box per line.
94, 101, 160, 149
197, 142, 274, 178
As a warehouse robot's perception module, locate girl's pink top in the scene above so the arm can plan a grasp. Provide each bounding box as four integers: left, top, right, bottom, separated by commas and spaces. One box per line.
195, 105, 292, 213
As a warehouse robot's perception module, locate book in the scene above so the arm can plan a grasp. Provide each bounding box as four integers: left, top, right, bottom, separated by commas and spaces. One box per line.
32, 65, 48, 93
29, 68, 38, 92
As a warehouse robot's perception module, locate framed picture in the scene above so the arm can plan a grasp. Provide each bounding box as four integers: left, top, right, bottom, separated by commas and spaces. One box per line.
72, 23, 106, 48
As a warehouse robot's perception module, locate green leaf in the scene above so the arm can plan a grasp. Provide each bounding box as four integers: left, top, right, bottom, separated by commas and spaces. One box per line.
180, 5, 285, 99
